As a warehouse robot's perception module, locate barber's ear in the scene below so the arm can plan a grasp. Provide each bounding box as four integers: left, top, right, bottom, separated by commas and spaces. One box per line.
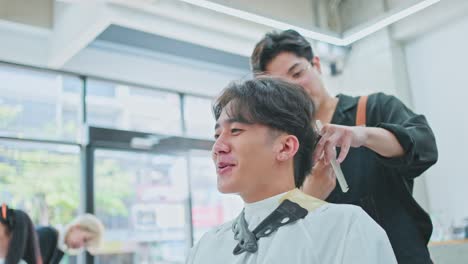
276, 135, 299, 161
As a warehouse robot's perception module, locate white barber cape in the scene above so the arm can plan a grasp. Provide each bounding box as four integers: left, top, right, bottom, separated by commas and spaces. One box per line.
186, 189, 397, 264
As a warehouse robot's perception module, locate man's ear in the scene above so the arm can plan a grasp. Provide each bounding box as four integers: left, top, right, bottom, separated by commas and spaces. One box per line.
276, 134, 299, 162
312, 56, 322, 74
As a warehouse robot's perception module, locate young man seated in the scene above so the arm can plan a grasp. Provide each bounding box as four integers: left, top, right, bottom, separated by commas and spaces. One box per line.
186, 78, 397, 264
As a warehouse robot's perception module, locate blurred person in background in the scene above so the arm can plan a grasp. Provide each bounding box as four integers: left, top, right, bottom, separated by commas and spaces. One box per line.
0, 204, 42, 264
36, 213, 104, 264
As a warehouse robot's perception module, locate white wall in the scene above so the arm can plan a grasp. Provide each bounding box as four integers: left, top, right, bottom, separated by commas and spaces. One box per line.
405, 15, 468, 222
324, 30, 401, 98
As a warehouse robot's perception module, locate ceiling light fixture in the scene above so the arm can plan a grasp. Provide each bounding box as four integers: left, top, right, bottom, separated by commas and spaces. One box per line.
178, 0, 441, 46
342, 0, 442, 45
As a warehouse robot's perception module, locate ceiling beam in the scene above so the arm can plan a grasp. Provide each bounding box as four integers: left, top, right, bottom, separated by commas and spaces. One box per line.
341, 0, 441, 45
0, 19, 50, 67
47, 3, 111, 69
390, 0, 468, 42
107, 0, 268, 56
171, 0, 442, 46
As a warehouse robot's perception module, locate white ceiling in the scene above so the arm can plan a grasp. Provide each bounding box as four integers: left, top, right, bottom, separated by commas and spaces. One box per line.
0, 0, 466, 76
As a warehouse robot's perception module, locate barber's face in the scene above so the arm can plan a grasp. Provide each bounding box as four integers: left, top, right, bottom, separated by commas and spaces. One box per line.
265, 52, 324, 101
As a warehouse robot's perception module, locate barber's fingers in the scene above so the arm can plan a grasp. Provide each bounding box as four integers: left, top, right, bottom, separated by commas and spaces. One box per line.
317, 128, 342, 163
313, 145, 323, 163
323, 143, 338, 165
324, 131, 353, 164
337, 135, 352, 163
314, 124, 358, 163
313, 127, 335, 162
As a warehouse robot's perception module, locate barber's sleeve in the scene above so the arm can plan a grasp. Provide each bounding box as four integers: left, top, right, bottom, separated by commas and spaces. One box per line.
343, 208, 397, 264
370, 93, 438, 178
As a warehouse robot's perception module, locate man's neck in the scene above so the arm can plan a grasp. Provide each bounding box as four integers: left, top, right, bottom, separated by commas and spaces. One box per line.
241, 167, 296, 203
242, 186, 295, 203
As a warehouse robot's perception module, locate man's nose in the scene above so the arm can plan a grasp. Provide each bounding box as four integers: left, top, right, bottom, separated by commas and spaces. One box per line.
212, 136, 230, 155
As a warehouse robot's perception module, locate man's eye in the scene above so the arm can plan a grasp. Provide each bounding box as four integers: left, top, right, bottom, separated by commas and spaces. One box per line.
293, 70, 303, 78
231, 128, 242, 134
214, 134, 220, 139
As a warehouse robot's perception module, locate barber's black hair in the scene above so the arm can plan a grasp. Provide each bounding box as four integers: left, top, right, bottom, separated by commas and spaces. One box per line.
213, 77, 316, 187
251, 29, 314, 74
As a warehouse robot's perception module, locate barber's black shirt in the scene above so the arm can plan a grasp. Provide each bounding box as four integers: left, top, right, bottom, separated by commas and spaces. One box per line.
326, 93, 438, 264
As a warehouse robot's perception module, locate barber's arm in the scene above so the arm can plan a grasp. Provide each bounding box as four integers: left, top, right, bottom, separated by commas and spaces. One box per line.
313, 125, 404, 164
314, 93, 437, 178
370, 93, 438, 178
305, 122, 405, 200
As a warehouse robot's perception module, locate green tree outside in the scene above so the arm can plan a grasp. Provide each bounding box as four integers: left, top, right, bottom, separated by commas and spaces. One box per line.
0, 145, 133, 226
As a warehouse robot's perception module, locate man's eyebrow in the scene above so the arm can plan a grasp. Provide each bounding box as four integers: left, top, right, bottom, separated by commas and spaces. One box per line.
287, 63, 301, 74
214, 117, 252, 130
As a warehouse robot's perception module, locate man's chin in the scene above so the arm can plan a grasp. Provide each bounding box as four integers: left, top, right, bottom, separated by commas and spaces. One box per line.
217, 181, 238, 194
217, 186, 235, 194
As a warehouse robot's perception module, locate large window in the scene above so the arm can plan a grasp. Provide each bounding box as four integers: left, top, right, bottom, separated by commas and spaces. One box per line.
87, 79, 182, 135
0, 63, 82, 141
184, 96, 214, 139
0, 63, 243, 264
189, 150, 243, 243
0, 139, 80, 264
94, 149, 189, 263
0, 140, 80, 225
0, 64, 83, 264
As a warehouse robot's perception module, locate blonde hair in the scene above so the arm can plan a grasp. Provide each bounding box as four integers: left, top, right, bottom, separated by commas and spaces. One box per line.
66, 213, 105, 250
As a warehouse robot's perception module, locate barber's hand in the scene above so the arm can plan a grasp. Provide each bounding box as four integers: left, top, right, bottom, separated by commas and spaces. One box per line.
301, 157, 336, 200
313, 124, 368, 163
